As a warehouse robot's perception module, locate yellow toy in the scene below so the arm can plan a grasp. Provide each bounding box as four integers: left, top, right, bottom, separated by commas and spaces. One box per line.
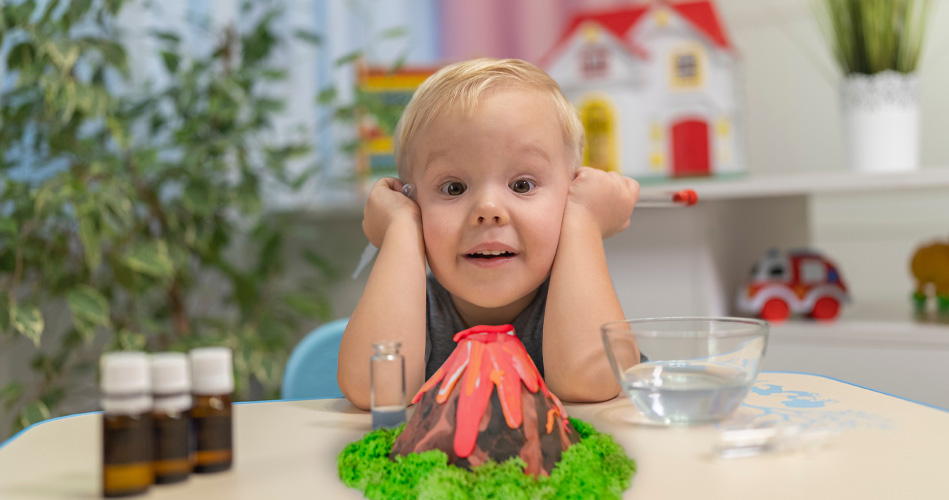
910, 240, 949, 314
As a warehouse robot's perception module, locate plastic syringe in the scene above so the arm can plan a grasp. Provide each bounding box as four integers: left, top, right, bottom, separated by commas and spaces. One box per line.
635, 188, 698, 208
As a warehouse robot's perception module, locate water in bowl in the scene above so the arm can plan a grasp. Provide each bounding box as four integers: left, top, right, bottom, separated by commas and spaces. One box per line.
621, 361, 751, 425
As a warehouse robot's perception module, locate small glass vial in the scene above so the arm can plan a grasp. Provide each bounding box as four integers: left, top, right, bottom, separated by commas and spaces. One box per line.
150, 353, 192, 484
189, 347, 234, 473
100, 352, 153, 498
370, 341, 406, 429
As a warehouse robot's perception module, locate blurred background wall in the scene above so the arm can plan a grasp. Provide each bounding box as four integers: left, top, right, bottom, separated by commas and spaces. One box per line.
303, 0, 949, 320
2, 0, 948, 433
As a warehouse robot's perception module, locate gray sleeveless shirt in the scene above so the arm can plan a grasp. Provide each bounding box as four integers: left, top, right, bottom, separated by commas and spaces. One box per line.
424, 274, 548, 379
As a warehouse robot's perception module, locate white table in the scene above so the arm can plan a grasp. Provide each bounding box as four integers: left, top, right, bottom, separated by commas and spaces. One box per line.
1, 372, 947, 499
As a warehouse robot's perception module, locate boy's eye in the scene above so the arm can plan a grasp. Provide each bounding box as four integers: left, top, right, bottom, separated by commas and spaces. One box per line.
510, 179, 535, 194
441, 182, 466, 196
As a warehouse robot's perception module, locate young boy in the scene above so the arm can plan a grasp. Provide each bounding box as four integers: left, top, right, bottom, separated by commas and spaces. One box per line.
338, 58, 640, 410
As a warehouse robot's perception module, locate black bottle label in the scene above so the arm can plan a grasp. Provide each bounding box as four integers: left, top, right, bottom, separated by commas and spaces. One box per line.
194, 415, 232, 452
103, 417, 151, 465
153, 415, 190, 460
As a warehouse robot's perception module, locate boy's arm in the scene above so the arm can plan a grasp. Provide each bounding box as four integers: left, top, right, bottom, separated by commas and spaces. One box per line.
543, 167, 640, 403
338, 178, 428, 410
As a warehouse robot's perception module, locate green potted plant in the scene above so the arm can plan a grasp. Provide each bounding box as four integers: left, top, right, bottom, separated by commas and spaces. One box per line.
0, 0, 335, 438
812, 0, 933, 173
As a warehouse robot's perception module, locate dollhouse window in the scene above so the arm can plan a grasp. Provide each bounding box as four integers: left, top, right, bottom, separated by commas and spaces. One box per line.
677, 54, 696, 79
670, 47, 704, 88
580, 47, 609, 78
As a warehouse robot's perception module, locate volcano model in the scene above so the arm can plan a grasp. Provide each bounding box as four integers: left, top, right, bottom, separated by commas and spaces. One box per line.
390, 325, 579, 476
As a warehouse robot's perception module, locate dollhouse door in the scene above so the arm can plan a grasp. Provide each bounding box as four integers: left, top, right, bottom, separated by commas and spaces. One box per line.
579, 98, 618, 172
671, 119, 710, 176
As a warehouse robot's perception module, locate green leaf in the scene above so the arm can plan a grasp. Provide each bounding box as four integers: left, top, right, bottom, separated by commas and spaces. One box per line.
255, 230, 282, 277
255, 97, 284, 113
11, 306, 44, 347
67, 0, 94, 20
7, 43, 36, 70
33, 184, 60, 216
160, 50, 179, 73
111, 329, 148, 351
151, 30, 181, 45
100, 190, 134, 233
106, 116, 129, 149
182, 180, 212, 215
67, 286, 111, 328
316, 87, 337, 105
78, 216, 102, 270
283, 293, 330, 320
389, 54, 408, 73
7, 2, 36, 26
0, 218, 17, 237
39, 387, 66, 412
1, 382, 24, 410
95, 40, 128, 74
335, 51, 361, 67
123, 241, 175, 278
18, 401, 52, 430
260, 69, 288, 80
104, 0, 123, 14
379, 26, 408, 40
294, 30, 322, 45
40, 0, 63, 24
0, 304, 10, 332
303, 250, 338, 280
233, 274, 258, 314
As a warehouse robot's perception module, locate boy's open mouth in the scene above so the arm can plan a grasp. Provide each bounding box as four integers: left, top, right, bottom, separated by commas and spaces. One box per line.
467, 250, 516, 259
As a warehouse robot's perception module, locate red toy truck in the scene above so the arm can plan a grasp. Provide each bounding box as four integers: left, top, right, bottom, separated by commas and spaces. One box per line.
737, 249, 849, 322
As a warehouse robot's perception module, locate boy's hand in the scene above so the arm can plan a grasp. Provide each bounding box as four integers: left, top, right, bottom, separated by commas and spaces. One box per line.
363, 177, 421, 248
565, 167, 640, 238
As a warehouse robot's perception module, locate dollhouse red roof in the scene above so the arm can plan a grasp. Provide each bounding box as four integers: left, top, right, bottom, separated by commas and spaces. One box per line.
540, 6, 649, 66
670, 1, 732, 49
541, 0, 732, 66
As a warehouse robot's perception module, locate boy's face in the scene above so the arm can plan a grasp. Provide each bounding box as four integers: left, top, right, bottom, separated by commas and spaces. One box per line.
409, 88, 574, 313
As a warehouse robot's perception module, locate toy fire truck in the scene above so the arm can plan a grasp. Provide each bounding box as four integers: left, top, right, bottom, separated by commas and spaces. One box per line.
737, 249, 849, 322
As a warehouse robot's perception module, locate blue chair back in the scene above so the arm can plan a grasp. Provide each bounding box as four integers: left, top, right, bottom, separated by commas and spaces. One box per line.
281, 318, 348, 399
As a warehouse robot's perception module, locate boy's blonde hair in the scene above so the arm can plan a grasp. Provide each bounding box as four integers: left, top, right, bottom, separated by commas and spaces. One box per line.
393, 58, 584, 180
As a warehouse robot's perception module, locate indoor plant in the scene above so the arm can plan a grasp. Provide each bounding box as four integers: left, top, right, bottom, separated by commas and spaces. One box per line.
813, 0, 933, 172
0, 0, 334, 438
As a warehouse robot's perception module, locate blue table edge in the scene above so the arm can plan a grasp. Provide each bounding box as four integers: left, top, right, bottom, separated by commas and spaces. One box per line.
2, 370, 946, 451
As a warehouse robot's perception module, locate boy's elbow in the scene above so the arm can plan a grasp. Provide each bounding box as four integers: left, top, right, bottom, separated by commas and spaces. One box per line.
338, 369, 370, 410
547, 367, 621, 404
556, 383, 621, 404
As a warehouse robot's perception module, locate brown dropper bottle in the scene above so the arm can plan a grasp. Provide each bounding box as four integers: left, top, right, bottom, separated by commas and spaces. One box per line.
189, 347, 234, 473
149, 353, 192, 484
100, 352, 153, 497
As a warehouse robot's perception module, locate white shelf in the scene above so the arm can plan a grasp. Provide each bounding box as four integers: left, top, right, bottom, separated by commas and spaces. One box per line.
764, 319, 949, 409
282, 166, 949, 216
771, 319, 949, 347
643, 166, 949, 201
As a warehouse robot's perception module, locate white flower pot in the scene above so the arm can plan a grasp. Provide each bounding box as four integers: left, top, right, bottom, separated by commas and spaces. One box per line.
841, 71, 920, 173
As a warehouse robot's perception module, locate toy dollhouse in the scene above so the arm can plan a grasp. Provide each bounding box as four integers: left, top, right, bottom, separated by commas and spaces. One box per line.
543, 0, 744, 180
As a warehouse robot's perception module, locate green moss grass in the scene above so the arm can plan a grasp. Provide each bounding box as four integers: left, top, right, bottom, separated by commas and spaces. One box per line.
337, 418, 636, 499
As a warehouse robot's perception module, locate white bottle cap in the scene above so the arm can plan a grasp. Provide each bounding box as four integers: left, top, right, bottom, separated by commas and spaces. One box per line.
151, 353, 192, 413
100, 351, 152, 415
190, 347, 234, 395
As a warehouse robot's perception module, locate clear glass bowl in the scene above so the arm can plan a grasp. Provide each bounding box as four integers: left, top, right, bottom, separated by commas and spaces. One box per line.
602, 317, 769, 426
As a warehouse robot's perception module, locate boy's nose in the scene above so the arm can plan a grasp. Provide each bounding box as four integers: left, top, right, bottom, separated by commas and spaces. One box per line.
471, 189, 508, 225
